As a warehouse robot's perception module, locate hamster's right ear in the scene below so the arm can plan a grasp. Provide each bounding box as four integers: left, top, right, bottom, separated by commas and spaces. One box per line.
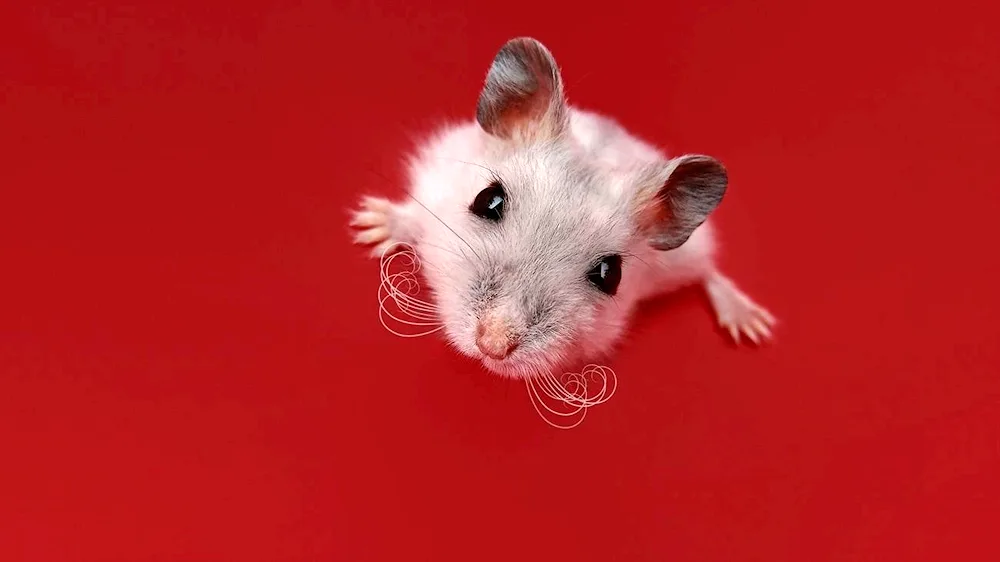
476, 37, 568, 143
634, 155, 729, 251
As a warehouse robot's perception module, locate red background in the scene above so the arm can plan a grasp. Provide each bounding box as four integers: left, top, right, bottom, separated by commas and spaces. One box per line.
2, 1, 999, 560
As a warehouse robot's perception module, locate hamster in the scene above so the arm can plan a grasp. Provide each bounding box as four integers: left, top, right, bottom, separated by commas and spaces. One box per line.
350, 37, 775, 379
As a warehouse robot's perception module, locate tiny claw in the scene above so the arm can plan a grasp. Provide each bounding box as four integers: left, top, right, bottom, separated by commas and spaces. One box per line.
705, 272, 777, 348
759, 307, 777, 325
751, 318, 772, 340
727, 324, 740, 344
354, 226, 389, 245
361, 196, 391, 212
350, 210, 383, 228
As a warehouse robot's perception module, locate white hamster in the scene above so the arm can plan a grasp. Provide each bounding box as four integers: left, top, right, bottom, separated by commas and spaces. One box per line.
351, 37, 775, 379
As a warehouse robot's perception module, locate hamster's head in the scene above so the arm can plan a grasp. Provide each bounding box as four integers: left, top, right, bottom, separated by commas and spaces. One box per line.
420, 37, 728, 379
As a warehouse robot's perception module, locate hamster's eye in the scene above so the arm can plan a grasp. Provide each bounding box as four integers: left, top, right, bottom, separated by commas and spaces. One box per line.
470, 181, 505, 221
587, 255, 622, 296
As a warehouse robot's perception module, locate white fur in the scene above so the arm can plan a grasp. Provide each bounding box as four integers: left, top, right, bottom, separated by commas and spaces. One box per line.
350, 39, 775, 379
364, 108, 717, 378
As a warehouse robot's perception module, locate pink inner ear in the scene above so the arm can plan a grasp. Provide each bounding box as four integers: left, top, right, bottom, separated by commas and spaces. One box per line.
477, 38, 567, 141
636, 155, 728, 251
492, 89, 551, 138
483, 77, 563, 141
634, 187, 672, 234
629, 163, 676, 235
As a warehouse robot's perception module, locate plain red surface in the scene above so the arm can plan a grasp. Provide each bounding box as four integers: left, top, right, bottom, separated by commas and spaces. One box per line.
2, 1, 999, 560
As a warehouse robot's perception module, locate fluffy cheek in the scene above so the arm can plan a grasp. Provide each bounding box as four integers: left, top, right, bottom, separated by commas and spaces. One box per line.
440, 310, 478, 358
581, 298, 629, 358
521, 294, 598, 367
415, 244, 480, 356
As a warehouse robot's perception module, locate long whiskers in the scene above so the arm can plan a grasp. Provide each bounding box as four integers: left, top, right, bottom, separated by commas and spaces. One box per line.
378, 243, 445, 338
524, 365, 618, 430
361, 156, 496, 267
378, 245, 618, 429
406, 194, 483, 264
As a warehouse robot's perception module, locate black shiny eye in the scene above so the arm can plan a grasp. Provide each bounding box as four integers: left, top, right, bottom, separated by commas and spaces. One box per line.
470, 180, 505, 221
587, 255, 622, 295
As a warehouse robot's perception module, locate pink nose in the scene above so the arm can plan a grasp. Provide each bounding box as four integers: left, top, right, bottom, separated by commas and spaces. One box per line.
475, 319, 519, 360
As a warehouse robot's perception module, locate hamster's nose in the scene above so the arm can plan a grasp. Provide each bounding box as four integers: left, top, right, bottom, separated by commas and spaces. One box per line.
475, 316, 520, 360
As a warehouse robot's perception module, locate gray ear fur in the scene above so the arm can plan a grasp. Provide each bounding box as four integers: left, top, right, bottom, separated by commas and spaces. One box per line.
642, 155, 729, 251
475, 37, 568, 142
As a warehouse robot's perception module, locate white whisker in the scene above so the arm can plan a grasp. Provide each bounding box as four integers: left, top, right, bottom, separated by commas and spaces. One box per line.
377, 242, 445, 338
527, 377, 589, 430
379, 275, 439, 317
376, 242, 617, 427
524, 364, 618, 429
378, 283, 438, 319
378, 295, 442, 327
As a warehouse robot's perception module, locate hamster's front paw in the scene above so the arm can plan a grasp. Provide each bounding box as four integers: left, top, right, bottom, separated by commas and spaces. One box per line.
704, 272, 776, 346
349, 196, 409, 258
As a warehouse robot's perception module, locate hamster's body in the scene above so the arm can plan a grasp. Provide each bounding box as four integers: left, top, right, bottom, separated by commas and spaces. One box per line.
351, 38, 774, 379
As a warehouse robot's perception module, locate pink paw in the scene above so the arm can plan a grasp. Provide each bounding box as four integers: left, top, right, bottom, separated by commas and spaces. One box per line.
705, 273, 776, 345
349, 196, 402, 258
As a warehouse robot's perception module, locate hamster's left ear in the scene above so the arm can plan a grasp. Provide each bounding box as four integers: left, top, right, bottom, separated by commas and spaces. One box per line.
634, 155, 728, 251
476, 37, 569, 143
